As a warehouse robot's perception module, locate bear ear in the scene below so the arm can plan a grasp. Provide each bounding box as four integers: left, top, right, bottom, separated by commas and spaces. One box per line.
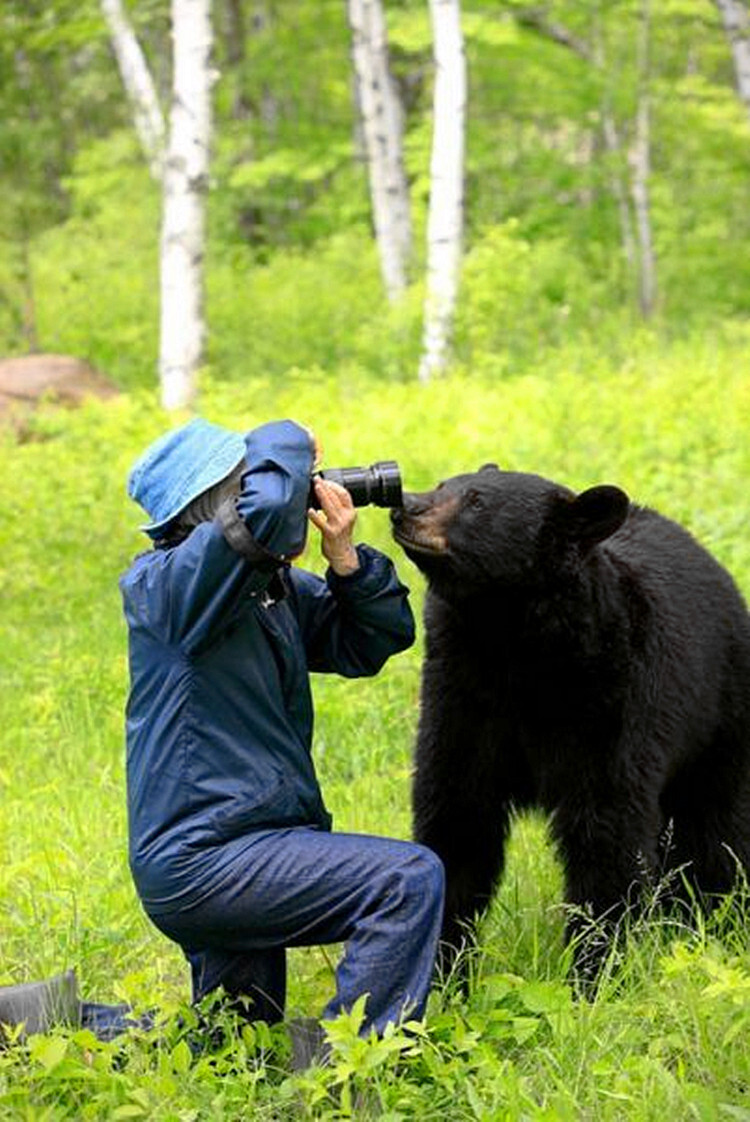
565, 485, 629, 549
479, 462, 499, 472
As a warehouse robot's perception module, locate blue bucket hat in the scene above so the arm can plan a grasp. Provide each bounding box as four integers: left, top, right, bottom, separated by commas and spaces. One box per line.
128, 417, 246, 538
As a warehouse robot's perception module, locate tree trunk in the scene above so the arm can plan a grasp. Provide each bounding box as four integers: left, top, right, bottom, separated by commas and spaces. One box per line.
19, 232, 39, 353
100, 0, 166, 179
629, 0, 657, 319
224, 0, 246, 68
516, 4, 648, 313
591, 11, 638, 284
347, 0, 412, 301
601, 112, 638, 277
714, 0, 750, 123
220, 0, 257, 120
159, 0, 214, 411
252, 3, 280, 133
418, 0, 467, 383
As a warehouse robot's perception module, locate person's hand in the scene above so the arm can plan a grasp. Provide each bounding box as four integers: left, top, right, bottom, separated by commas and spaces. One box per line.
308, 478, 360, 576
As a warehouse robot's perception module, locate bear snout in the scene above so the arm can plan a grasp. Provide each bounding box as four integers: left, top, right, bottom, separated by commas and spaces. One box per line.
399, 492, 433, 516
390, 492, 454, 556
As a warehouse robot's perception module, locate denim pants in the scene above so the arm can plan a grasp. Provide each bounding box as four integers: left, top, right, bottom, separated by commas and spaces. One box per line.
145, 827, 445, 1036
81, 1001, 153, 1041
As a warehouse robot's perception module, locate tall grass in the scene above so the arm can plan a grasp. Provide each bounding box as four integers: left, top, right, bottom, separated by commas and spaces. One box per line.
1, 345, 750, 1117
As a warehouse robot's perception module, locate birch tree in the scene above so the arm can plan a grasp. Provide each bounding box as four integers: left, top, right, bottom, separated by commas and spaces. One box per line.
418, 0, 466, 383
347, 0, 412, 301
159, 0, 214, 411
100, 0, 165, 179
629, 0, 657, 318
714, 0, 750, 123
591, 11, 638, 285
517, 4, 648, 315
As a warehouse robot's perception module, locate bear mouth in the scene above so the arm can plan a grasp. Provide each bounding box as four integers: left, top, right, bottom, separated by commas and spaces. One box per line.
392, 526, 447, 555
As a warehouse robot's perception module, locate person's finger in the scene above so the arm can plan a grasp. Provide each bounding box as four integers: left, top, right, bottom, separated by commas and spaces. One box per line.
315, 478, 346, 519
307, 507, 327, 532
324, 479, 354, 509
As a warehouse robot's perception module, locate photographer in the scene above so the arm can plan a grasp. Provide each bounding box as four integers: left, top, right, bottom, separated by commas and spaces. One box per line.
120, 418, 444, 1062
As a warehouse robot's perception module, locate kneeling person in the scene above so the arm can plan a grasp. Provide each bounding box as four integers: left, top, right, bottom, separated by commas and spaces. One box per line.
120, 418, 444, 1043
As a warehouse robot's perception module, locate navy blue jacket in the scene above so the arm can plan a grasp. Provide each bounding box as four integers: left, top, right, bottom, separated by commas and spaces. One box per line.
120, 421, 415, 907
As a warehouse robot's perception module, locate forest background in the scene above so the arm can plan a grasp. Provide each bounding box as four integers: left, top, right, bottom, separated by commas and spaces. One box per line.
2, 0, 750, 1118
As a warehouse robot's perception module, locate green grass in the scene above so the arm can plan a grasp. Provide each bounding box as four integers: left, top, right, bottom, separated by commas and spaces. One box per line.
2, 346, 750, 1118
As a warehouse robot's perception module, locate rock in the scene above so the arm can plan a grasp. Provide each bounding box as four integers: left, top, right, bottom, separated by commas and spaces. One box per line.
0, 354, 118, 419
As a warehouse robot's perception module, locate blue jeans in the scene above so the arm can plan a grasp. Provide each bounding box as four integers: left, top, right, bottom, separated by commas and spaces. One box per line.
145, 828, 445, 1035
81, 1002, 153, 1041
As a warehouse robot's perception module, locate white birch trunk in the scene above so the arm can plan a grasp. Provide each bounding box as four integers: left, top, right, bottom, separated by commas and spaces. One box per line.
418, 0, 466, 383
100, 0, 166, 179
159, 0, 213, 412
714, 0, 750, 123
630, 96, 656, 317
629, 0, 657, 319
347, 0, 412, 301
602, 114, 637, 276
592, 16, 638, 279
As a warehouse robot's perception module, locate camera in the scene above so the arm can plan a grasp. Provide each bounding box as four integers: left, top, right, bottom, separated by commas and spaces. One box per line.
310, 461, 403, 509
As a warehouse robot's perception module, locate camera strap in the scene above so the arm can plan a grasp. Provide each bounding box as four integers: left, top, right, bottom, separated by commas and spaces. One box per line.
215, 497, 283, 571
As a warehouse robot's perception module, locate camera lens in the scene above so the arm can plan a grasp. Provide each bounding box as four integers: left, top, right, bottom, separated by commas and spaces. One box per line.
319, 466, 372, 506
310, 461, 403, 508
368, 461, 402, 507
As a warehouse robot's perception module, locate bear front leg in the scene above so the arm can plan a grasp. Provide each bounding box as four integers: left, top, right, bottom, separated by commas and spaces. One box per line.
415, 792, 512, 978
412, 705, 516, 978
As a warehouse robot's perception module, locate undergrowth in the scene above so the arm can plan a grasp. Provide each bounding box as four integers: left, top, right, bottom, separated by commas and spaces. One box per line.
1, 353, 750, 1118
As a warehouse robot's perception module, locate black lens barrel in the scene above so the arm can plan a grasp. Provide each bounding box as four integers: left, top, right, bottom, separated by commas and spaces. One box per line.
310, 461, 402, 508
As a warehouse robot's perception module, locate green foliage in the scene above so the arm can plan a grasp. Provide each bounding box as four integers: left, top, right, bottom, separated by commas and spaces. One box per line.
31, 133, 161, 386
3, 0, 750, 378
454, 220, 618, 370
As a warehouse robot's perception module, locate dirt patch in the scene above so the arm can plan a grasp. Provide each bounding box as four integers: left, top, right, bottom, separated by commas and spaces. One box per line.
0, 354, 119, 431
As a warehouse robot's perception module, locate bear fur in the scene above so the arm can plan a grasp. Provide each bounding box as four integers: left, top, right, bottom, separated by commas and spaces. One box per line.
391, 466, 750, 972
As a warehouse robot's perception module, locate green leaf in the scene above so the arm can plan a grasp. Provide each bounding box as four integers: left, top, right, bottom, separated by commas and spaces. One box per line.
29, 1034, 68, 1071
171, 1039, 192, 1075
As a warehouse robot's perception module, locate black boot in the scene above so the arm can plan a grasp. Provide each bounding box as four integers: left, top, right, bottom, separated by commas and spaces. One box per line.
0, 969, 81, 1042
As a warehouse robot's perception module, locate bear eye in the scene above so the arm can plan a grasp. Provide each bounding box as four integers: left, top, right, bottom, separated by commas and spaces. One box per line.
467, 489, 484, 510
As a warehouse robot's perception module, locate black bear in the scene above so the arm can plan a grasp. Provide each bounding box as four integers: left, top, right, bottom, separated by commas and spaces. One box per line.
390, 466, 750, 973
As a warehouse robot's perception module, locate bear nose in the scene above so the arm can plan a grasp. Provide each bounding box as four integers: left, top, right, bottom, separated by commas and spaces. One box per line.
397, 492, 423, 514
